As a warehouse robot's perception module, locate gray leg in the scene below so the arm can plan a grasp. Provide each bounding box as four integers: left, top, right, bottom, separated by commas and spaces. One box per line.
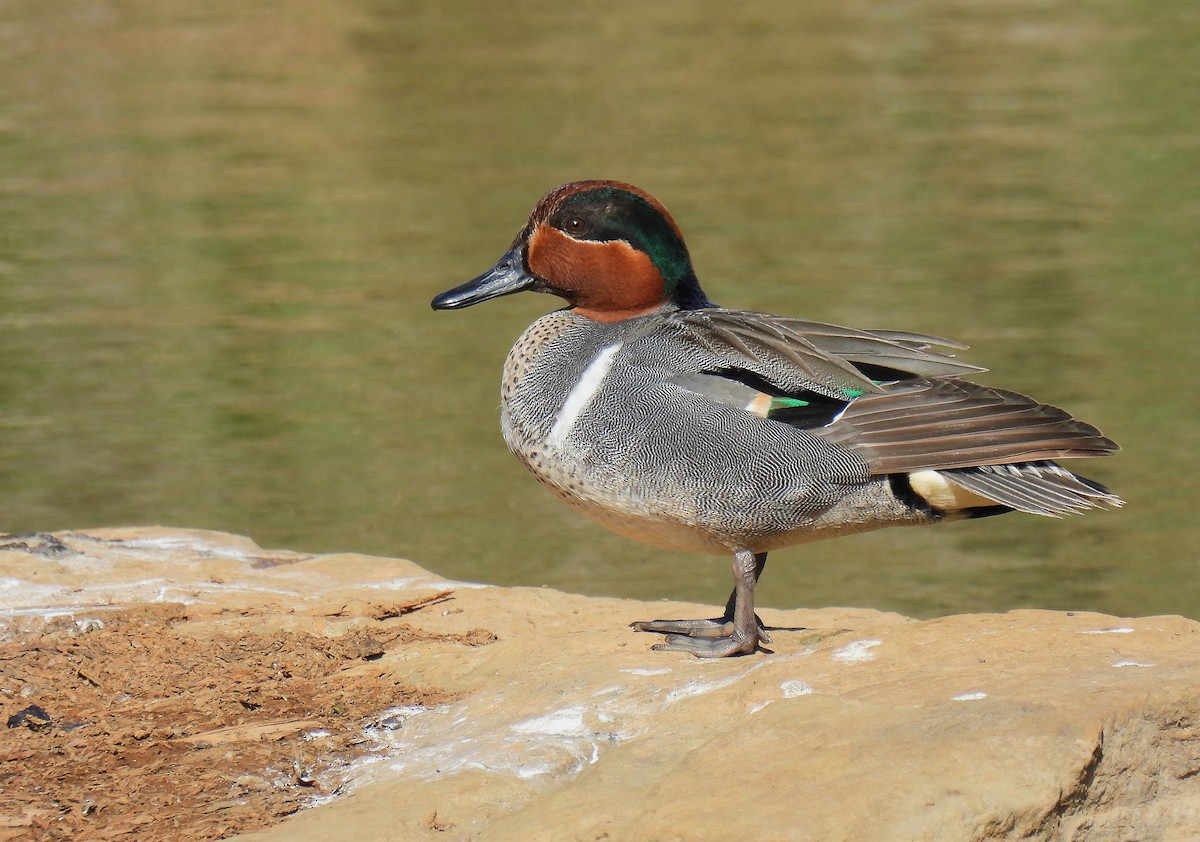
631, 550, 769, 657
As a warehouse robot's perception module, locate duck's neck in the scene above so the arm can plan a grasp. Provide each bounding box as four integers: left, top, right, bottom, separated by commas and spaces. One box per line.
672, 272, 716, 310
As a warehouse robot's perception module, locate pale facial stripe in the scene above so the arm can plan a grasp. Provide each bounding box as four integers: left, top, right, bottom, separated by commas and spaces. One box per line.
547, 341, 623, 450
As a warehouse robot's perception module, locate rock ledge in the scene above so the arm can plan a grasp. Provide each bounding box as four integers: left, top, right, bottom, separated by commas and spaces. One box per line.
2, 528, 1198, 841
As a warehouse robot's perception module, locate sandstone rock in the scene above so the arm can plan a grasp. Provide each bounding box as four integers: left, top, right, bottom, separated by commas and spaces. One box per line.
2, 528, 1198, 841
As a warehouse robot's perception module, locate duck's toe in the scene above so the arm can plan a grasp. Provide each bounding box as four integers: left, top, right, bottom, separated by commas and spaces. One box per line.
649, 630, 763, 658
631, 615, 771, 647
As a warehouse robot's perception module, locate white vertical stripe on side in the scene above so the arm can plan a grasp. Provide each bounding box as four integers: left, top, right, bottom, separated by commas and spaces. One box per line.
547, 341, 623, 450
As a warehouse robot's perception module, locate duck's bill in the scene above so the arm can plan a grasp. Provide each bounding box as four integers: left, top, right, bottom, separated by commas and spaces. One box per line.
431, 246, 538, 310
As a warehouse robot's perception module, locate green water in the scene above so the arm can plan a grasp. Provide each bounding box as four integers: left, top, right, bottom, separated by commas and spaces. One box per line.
2, 1, 1197, 619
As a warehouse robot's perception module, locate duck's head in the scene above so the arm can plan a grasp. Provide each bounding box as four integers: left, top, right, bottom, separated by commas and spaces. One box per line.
432, 181, 712, 321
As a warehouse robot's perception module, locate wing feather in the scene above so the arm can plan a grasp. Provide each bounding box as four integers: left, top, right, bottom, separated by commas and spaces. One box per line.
659, 309, 981, 399
821, 380, 1119, 472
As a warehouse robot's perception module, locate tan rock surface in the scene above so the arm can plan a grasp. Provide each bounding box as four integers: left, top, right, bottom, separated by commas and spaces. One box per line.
2, 528, 1198, 841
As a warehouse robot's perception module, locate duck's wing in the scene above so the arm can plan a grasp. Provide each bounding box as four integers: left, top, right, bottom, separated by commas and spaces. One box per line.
658, 309, 982, 400
819, 379, 1120, 471
649, 310, 1122, 516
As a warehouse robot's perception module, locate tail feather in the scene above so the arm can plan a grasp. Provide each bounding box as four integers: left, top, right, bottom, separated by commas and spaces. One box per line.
940, 462, 1124, 517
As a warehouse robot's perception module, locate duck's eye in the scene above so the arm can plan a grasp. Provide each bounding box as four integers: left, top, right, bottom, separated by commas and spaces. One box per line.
564, 216, 588, 236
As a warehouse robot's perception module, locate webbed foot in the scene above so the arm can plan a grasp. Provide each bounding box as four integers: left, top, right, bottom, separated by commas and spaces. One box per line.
631, 549, 771, 658
649, 629, 762, 658
631, 616, 771, 644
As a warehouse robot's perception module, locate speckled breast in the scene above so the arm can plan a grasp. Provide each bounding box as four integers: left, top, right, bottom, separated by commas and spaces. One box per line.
498, 311, 733, 554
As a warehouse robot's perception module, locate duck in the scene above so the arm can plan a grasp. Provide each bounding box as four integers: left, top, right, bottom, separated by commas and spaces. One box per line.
431, 180, 1122, 658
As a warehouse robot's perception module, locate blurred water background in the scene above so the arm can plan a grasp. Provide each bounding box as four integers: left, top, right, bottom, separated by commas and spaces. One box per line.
2, 0, 1197, 618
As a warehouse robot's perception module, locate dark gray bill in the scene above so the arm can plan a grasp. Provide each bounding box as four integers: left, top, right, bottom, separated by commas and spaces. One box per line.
431, 245, 538, 310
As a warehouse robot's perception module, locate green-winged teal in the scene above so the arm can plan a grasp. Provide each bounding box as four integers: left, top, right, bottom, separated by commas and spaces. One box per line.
432, 180, 1122, 657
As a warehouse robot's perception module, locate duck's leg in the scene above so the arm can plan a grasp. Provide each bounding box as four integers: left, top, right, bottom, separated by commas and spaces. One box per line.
631, 550, 769, 657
